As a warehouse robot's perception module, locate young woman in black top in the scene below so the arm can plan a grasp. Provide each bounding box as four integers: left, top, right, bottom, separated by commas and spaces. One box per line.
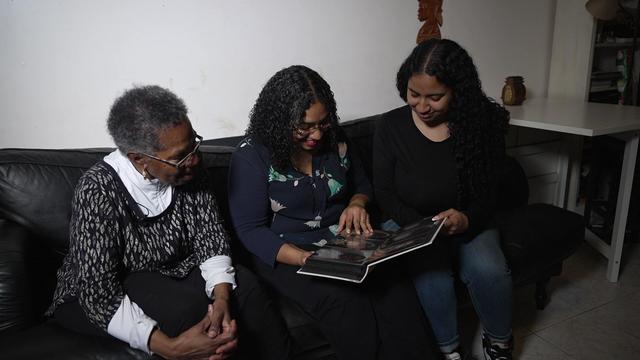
373, 39, 513, 360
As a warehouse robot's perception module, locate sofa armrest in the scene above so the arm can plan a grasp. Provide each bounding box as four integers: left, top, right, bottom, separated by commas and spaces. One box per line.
496, 203, 585, 283
0, 219, 36, 334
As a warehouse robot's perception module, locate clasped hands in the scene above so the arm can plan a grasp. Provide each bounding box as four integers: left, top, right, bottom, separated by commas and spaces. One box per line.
152, 293, 237, 360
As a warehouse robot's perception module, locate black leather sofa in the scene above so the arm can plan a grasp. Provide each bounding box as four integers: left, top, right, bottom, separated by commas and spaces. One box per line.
0, 115, 584, 359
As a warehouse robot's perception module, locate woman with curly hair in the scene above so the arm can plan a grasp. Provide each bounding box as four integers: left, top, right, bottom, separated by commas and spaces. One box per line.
228, 65, 439, 360
373, 39, 513, 360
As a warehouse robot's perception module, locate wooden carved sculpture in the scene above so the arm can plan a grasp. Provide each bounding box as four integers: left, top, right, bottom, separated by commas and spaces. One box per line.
417, 0, 443, 44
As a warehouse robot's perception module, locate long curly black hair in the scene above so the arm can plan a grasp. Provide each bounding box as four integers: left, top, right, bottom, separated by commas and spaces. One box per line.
396, 39, 509, 207
246, 65, 340, 170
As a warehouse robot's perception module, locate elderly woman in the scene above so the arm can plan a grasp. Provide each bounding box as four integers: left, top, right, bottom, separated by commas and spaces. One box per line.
47, 85, 289, 359
228, 65, 438, 360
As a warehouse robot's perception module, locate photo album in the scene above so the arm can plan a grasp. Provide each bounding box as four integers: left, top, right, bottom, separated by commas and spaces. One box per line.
297, 217, 446, 283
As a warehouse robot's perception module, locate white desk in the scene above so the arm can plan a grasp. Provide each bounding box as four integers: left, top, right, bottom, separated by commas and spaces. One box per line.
506, 98, 640, 282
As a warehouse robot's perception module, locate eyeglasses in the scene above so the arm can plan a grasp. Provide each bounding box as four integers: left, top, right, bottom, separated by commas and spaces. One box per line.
140, 134, 203, 169
294, 121, 332, 138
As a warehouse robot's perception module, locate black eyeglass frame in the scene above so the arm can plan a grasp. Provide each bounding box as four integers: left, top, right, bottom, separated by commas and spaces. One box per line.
139, 134, 203, 169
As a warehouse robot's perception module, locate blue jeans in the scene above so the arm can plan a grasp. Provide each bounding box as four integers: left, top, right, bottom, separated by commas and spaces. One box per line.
382, 220, 513, 352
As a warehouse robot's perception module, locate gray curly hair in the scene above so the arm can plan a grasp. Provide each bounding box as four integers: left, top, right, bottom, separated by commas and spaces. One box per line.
107, 85, 189, 154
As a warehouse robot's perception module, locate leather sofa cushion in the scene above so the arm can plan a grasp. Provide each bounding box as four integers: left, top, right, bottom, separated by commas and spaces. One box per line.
0, 220, 34, 333
0, 149, 110, 251
0, 320, 147, 360
496, 155, 529, 211
339, 115, 379, 181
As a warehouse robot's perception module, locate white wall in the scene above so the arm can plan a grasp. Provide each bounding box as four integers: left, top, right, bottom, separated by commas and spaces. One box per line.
1, 0, 557, 149
441, 0, 557, 100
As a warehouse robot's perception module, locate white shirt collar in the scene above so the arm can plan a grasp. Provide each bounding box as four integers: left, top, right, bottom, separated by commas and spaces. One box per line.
103, 150, 173, 217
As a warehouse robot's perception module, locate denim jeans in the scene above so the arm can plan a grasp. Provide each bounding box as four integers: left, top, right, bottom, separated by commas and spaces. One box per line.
382, 220, 513, 352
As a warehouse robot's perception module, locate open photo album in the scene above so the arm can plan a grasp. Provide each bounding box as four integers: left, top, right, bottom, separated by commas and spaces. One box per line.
296, 217, 446, 283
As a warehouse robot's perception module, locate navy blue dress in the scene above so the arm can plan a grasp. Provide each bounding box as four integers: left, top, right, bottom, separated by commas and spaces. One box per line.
228, 136, 372, 266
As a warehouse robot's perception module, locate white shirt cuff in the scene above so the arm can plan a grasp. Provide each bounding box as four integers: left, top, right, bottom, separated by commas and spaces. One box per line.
107, 295, 157, 354
200, 255, 236, 298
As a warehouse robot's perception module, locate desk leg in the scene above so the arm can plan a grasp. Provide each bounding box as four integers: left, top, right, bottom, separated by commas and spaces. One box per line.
607, 132, 639, 282
565, 135, 583, 211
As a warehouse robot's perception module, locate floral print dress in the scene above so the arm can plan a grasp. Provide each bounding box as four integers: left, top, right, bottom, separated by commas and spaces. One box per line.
228, 137, 372, 266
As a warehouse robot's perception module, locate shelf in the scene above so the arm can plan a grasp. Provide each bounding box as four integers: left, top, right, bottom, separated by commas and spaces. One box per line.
590, 86, 618, 93
588, 93, 621, 104
595, 41, 634, 48
591, 71, 623, 79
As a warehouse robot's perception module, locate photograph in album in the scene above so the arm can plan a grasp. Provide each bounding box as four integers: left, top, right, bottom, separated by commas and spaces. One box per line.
297, 217, 445, 283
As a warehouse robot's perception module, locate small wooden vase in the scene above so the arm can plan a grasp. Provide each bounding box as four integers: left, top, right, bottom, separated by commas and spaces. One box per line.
502, 76, 526, 105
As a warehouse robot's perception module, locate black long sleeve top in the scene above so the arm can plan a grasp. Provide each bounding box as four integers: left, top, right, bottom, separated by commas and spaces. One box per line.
373, 105, 498, 239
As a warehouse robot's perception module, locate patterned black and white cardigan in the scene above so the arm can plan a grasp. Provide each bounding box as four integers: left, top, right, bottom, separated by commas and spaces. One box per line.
47, 161, 231, 330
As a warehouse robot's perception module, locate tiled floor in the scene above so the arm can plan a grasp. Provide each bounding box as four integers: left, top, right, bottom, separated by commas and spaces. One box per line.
459, 241, 640, 359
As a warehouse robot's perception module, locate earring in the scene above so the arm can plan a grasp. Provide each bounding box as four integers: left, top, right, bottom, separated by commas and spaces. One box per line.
143, 167, 150, 180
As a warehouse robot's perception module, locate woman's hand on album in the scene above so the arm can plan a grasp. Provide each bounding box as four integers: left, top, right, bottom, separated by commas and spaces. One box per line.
337, 194, 373, 235
432, 208, 469, 235
276, 243, 314, 266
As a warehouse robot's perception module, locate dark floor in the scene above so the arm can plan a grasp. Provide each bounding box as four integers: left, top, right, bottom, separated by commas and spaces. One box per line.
458, 241, 640, 359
